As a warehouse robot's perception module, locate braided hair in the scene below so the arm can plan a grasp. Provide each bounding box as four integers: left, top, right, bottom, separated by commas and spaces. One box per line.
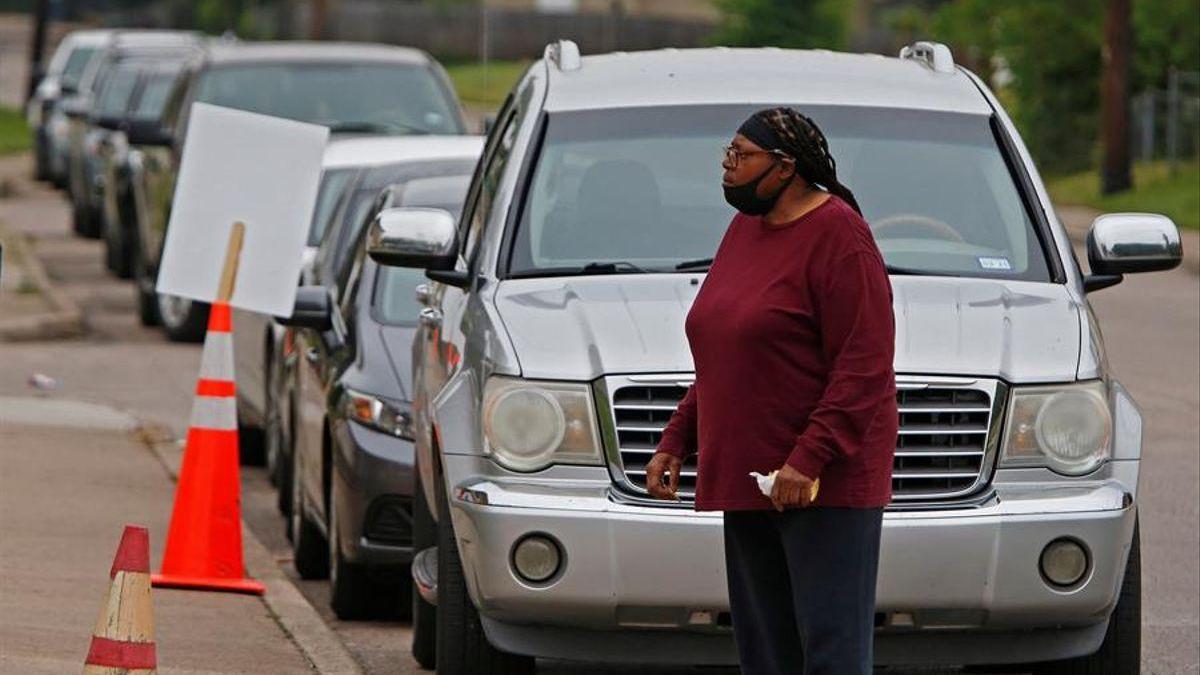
737, 107, 863, 216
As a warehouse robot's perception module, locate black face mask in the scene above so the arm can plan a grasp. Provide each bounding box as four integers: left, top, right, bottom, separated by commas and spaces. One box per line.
722, 162, 785, 216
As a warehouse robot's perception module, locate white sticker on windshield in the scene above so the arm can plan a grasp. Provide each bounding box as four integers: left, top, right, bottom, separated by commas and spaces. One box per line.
978, 256, 1012, 271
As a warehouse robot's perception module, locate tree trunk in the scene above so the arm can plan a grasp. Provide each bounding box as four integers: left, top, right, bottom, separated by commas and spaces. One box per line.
1100, 0, 1132, 195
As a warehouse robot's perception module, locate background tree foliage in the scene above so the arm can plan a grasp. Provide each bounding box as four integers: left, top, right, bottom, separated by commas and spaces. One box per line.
712, 0, 848, 50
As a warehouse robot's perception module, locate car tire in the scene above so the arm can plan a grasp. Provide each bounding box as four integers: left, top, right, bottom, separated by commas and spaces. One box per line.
290, 449, 329, 580
34, 133, 51, 182
411, 468, 437, 670
157, 294, 208, 343
1032, 518, 1141, 675
237, 413, 266, 466
132, 245, 160, 327
435, 481, 535, 675
72, 196, 99, 238
328, 484, 374, 620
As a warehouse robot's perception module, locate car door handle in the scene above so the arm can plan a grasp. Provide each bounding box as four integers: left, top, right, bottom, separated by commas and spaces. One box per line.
419, 307, 442, 328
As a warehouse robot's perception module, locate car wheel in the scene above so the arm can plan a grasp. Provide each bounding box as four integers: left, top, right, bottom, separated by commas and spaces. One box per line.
290, 449, 328, 580
1032, 518, 1141, 675
132, 246, 159, 327
328, 483, 373, 620
411, 469, 437, 670
34, 133, 51, 182
102, 204, 133, 278
264, 353, 286, 486
277, 392, 295, 523
435, 481, 535, 675
157, 294, 208, 343
72, 194, 99, 238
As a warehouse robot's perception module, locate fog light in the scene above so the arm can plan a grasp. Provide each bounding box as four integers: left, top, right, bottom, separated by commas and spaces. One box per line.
1040, 538, 1089, 587
511, 534, 561, 583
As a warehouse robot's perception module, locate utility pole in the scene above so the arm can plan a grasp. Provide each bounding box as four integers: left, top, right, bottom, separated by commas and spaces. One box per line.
1100, 0, 1132, 195
310, 0, 328, 40
26, 0, 50, 104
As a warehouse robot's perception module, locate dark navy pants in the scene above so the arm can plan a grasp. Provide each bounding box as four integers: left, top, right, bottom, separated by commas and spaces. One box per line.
723, 507, 883, 675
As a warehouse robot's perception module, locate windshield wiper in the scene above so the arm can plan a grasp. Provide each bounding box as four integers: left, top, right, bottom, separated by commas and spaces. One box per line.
508, 261, 655, 279
325, 121, 431, 135
674, 257, 713, 272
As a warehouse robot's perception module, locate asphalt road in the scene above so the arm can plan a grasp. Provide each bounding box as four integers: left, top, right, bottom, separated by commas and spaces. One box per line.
1, 153, 1197, 673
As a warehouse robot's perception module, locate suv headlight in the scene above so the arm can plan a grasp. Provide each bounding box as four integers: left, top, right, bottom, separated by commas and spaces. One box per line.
343, 388, 414, 441
482, 376, 603, 472
999, 380, 1112, 475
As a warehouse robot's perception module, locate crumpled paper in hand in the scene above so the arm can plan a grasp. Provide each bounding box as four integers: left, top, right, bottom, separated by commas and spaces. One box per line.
749, 470, 820, 501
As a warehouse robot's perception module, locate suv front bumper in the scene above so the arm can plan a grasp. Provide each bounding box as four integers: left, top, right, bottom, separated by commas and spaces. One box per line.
444, 455, 1138, 666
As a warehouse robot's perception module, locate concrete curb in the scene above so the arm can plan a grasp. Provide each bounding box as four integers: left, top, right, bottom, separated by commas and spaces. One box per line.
0, 223, 85, 341
137, 422, 364, 675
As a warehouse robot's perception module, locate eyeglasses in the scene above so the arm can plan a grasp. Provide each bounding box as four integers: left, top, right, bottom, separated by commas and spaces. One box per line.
722, 145, 790, 168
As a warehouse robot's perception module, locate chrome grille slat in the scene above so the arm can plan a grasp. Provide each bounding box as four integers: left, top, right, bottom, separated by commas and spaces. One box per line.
603, 376, 1000, 504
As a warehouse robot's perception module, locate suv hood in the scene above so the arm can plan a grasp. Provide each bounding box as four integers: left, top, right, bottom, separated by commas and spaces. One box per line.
493, 275, 1082, 383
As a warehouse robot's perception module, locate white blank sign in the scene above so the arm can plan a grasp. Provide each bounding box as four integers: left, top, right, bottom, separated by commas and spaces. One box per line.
156, 103, 329, 317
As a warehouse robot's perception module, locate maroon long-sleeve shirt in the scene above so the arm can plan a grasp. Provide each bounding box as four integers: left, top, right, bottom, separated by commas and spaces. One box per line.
656, 194, 899, 510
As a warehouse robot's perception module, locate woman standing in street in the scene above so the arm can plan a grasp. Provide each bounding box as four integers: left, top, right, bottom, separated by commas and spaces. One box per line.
645, 107, 899, 675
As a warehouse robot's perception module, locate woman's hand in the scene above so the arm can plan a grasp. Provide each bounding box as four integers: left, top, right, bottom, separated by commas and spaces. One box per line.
645, 452, 683, 501
769, 464, 816, 511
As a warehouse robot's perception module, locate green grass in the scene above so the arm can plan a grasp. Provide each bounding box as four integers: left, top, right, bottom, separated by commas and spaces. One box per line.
443, 59, 531, 109
0, 106, 31, 156
1046, 160, 1200, 230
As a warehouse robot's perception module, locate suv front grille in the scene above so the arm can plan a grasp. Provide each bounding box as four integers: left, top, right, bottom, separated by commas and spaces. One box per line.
601, 376, 1001, 503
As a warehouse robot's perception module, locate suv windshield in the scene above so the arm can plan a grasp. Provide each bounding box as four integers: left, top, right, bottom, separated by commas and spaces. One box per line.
507, 105, 1052, 282
196, 63, 464, 135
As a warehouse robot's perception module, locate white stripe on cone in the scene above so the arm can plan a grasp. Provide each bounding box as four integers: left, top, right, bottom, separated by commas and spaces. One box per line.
189, 396, 237, 431
197, 332, 234, 382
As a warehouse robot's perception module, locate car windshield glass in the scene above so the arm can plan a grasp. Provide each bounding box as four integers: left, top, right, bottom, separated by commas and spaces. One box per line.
507, 105, 1052, 282
95, 64, 141, 116
131, 69, 179, 120
374, 175, 471, 326
195, 63, 464, 135
61, 46, 99, 89
308, 168, 355, 246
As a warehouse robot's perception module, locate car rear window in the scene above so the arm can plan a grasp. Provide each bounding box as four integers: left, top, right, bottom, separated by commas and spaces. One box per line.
196, 62, 464, 135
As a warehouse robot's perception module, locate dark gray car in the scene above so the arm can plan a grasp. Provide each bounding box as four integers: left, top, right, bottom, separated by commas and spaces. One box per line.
280, 168, 474, 620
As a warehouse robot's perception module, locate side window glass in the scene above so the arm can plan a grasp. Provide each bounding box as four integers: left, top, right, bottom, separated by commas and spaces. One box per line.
457, 93, 515, 253
461, 79, 536, 269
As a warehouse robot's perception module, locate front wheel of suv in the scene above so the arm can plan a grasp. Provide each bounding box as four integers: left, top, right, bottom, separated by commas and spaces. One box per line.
411, 469, 437, 670
1032, 518, 1141, 675
435, 482, 535, 675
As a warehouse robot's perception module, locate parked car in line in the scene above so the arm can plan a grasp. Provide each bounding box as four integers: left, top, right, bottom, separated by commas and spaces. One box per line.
90, 56, 190, 278
275, 139, 481, 622
366, 40, 1182, 674
60, 30, 200, 238
126, 41, 470, 343
232, 135, 483, 493
27, 29, 115, 186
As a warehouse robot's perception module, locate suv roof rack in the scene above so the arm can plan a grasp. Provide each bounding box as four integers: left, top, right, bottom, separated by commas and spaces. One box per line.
545, 39, 581, 72
899, 40, 955, 74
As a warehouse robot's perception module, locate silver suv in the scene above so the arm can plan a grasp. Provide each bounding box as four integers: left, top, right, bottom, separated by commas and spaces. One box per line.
368, 40, 1182, 673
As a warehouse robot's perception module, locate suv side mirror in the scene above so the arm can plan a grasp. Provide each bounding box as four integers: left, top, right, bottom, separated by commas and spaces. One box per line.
367, 207, 458, 271
1083, 213, 1182, 293
125, 118, 173, 147
277, 285, 332, 331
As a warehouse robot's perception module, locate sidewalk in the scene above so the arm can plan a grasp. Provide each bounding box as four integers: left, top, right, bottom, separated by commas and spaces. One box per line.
0, 400, 315, 674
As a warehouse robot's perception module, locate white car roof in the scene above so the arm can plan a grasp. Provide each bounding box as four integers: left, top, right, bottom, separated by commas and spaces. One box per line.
543, 47, 993, 116
322, 135, 485, 170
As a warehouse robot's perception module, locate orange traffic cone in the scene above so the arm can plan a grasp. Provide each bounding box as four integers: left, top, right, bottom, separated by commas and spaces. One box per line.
84, 525, 157, 674
152, 301, 265, 595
